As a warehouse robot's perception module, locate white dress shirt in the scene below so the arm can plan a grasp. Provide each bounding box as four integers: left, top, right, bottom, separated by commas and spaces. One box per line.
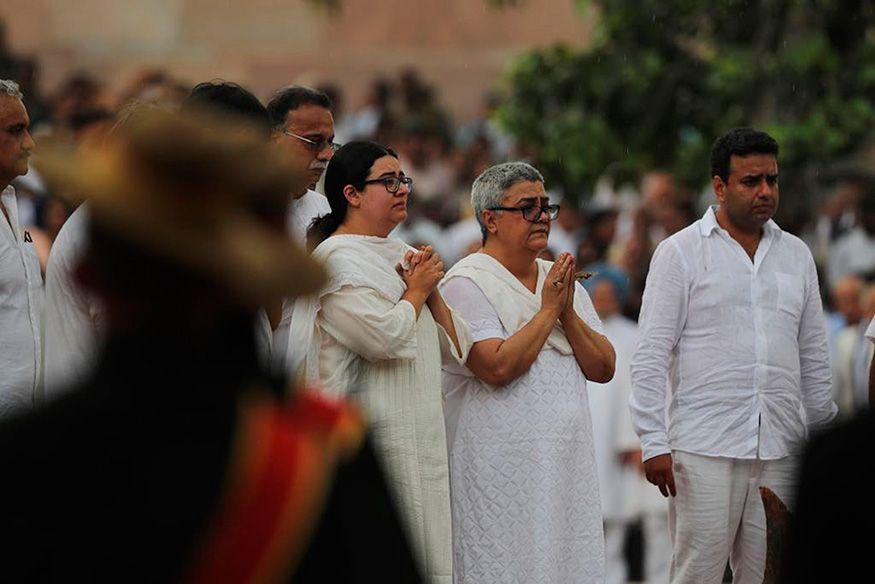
867, 318, 875, 344
630, 206, 836, 462
43, 204, 103, 398
255, 189, 331, 376
0, 185, 44, 416
286, 189, 330, 246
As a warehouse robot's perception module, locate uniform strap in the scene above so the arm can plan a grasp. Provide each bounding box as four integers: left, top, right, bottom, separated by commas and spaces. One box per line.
185, 389, 364, 584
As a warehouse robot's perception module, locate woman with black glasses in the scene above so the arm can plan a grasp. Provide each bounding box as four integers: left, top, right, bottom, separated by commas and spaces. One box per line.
440, 161, 616, 583
288, 141, 470, 584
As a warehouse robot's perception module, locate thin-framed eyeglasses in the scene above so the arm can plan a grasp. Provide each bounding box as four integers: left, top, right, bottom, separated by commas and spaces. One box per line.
280, 129, 341, 153
487, 203, 560, 222
363, 176, 414, 194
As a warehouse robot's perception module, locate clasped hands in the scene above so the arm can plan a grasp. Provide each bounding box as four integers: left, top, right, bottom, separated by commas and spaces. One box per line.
541, 252, 577, 323
397, 246, 445, 302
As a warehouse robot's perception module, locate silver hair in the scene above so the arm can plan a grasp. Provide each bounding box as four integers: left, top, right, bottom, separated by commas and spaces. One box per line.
0, 79, 23, 99
471, 161, 545, 240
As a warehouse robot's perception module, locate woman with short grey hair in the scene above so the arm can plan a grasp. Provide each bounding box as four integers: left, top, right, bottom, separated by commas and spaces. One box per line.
441, 161, 616, 583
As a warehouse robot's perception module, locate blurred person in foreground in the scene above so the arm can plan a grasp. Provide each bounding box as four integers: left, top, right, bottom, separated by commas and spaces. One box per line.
0, 108, 421, 582
289, 141, 469, 584
267, 85, 336, 244
630, 128, 836, 584
182, 80, 290, 379
43, 81, 277, 397
780, 311, 875, 584
0, 79, 41, 418
585, 274, 644, 584
440, 162, 615, 583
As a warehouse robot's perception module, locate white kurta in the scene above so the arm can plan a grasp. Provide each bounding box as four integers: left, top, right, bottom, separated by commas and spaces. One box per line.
0, 186, 43, 416
43, 204, 103, 398
441, 253, 606, 584
289, 234, 470, 584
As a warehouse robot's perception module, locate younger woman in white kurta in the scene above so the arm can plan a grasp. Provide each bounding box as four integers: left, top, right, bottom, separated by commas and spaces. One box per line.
289, 142, 469, 584
441, 162, 616, 584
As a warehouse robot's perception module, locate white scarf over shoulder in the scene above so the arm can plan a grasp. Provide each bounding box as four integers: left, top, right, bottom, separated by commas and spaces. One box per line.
441, 252, 598, 357
287, 234, 415, 382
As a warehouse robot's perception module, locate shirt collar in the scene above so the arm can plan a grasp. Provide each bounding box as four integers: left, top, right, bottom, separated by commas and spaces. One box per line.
698, 205, 720, 236
699, 204, 781, 237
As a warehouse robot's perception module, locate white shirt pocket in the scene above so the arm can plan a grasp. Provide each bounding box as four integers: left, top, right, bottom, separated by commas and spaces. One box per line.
775, 272, 804, 318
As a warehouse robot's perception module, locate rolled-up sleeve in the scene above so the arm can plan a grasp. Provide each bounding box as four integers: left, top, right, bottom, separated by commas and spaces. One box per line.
319, 286, 418, 362
798, 252, 838, 431
630, 240, 689, 462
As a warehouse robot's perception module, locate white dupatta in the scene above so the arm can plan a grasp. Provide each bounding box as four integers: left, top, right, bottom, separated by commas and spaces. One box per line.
440, 252, 601, 358
287, 234, 415, 383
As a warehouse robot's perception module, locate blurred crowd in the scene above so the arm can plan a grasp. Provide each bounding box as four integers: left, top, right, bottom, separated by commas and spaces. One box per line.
2, 16, 875, 582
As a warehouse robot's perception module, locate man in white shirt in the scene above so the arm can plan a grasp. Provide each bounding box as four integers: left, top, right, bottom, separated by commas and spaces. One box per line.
265, 86, 335, 376
266, 86, 335, 248
0, 79, 41, 417
630, 128, 836, 584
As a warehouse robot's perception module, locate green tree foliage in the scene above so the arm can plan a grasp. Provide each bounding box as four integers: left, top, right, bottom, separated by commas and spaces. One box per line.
496, 0, 875, 201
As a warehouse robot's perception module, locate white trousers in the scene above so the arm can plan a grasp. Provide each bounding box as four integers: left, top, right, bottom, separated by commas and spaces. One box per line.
668, 451, 797, 584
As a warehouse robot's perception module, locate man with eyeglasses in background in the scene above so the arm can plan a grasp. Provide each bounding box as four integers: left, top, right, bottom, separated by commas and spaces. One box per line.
267, 85, 338, 246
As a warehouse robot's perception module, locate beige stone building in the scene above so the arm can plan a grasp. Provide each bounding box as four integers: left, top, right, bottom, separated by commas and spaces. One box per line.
2, 0, 592, 120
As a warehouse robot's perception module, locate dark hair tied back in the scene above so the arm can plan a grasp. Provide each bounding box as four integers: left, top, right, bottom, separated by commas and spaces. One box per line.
305, 140, 397, 250
306, 212, 341, 252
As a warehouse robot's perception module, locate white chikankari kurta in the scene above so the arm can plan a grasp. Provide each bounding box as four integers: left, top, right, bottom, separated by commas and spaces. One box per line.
441, 253, 606, 584
289, 234, 470, 584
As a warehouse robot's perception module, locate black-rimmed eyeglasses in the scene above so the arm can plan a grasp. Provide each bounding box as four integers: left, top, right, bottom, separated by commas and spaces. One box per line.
280, 129, 341, 153
487, 204, 560, 222
363, 176, 414, 194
